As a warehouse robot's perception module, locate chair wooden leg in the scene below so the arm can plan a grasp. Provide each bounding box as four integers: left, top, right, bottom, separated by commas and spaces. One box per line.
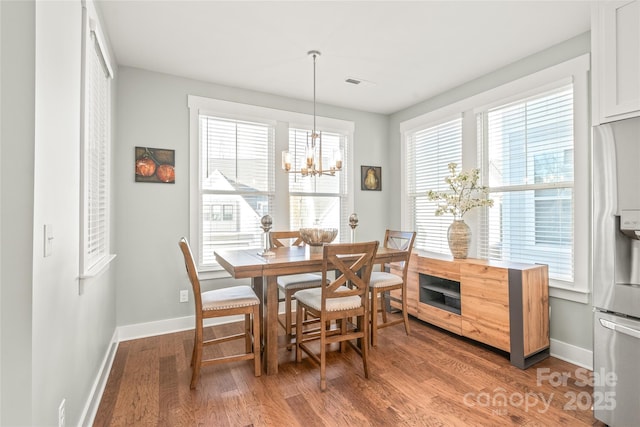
253, 307, 262, 376
295, 304, 303, 362
370, 289, 379, 347
380, 291, 388, 324
320, 318, 327, 391
244, 313, 252, 353
190, 328, 197, 367
361, 312, 369, 379
190, 321, 203, 389
402, 286, 410, 336
285, 291, 293, 350
340, 318, 347, 353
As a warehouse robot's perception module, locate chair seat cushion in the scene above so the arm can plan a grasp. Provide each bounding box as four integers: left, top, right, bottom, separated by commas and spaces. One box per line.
369, 271, 403, 289
201, 285, 259, 311
277, 273, 325, 291
294, 286, 361, 311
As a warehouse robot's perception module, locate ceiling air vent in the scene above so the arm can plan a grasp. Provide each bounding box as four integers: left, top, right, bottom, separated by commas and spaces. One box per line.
345, 78, 362, 85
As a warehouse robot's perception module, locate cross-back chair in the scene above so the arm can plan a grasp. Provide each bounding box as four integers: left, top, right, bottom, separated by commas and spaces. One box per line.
178, 237, 261, 389
294, 240, 379, 391
369, 230, 416, 347
270, 230, 326, 349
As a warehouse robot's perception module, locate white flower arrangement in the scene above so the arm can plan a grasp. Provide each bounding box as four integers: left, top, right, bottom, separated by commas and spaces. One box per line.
427, 163, 494, 219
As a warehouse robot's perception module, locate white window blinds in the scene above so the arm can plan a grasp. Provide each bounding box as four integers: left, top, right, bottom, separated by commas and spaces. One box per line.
478, 84, 574, 281
288, 128, 349, 241
198, 115, 274, 269
406, 118, 462, 254
81, 31, 111, 275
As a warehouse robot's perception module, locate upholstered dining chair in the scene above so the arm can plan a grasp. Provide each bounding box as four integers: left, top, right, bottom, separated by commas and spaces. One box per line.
178, 237, 261, 389
294, 241, 379, 391
369, 230, 416, 347
270, 230, 326, 349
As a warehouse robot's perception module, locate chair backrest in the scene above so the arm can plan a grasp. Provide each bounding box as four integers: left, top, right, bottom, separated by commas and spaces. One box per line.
382, 230, 417, 275
270, 230, 305, 248
321, 241, 379, 311
178, 237, 202, 313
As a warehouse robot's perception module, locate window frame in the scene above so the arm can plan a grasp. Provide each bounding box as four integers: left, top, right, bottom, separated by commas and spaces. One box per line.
402, 115, 463, 255
477, 83, 576, 283
400, 54, 590, 302
188, 96, 354, 280
79, 2, 116, 278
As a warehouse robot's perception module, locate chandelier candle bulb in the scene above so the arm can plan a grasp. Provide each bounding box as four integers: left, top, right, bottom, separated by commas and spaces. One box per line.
334, 149, 343, 170
282, 151, 291, 171
305, 144, 314, 168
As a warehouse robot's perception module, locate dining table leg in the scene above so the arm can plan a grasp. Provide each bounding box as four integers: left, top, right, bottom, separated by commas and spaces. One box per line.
265, 275, 279, 375
251, 276, 265, 354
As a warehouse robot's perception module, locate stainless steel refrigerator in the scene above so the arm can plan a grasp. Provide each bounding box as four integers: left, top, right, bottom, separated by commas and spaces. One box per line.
592, 116, 640, 426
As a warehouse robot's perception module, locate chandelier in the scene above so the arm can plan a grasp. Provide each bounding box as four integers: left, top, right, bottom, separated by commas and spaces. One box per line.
281, 50, 342, 177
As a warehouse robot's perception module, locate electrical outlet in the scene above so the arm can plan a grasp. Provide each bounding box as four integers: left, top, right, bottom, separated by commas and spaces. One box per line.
180, 290, 189, 303
58, 399, 65, 427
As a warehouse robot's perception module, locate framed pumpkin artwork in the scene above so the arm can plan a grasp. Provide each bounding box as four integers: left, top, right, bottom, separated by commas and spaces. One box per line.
361, 166, 381, 191
135, 147, 175, 183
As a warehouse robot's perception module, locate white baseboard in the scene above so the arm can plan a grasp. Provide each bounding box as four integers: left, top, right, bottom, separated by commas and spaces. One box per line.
549, 338, 593, 370
117, 301, 288, 342
79, 330, 119, 427
117, 314, 244, 342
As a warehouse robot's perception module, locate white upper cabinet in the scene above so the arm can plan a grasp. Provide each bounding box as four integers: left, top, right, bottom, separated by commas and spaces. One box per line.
592, 0, 640, 124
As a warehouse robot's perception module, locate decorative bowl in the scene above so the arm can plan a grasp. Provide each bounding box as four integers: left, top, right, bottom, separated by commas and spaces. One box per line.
299, 227, 338, 254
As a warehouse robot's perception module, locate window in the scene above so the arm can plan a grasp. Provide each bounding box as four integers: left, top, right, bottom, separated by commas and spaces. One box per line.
400, 54, 589, 301
288, 128, 349, 240
197, 115, 274, 270
478, 85, 575, 282
405, 118, 462, 254
188, 96, 354, 274
80, 8, 115, 277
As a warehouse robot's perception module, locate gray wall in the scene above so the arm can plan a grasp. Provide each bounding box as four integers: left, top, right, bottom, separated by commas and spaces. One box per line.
1, 1, 118, 425
114, 67, 390, 326
387, 32, 594, 351
1, 1, 35, 424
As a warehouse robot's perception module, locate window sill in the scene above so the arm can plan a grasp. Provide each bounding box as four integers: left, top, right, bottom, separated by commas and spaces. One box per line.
80, 254, 117, 280
549, 280, 590, 304
198, 268, 232, 281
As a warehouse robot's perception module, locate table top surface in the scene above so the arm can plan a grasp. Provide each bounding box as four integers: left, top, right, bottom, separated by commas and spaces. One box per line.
215, 245, 406, 279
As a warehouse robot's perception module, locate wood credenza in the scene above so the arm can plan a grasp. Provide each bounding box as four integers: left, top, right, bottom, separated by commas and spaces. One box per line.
394, 250, 550, 369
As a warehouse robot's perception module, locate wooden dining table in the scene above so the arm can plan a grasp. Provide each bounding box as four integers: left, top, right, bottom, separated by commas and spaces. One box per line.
214, 244, 407, 375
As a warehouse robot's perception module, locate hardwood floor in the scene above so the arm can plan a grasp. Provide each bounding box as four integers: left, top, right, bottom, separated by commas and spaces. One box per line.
94, 316, 605, 426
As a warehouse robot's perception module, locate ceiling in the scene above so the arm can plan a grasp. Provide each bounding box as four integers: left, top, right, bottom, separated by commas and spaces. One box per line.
97, 1, 591, 115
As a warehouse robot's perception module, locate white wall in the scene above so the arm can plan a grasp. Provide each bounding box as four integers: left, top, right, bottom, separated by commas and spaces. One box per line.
114, 67, 390, 326
1, 1, 118, 425
388, 32, 594, 353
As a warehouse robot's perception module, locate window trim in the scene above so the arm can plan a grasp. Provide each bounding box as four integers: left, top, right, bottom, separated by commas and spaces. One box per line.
477, 83, 577, 283
188, 96, 355, 279
79, 1, 116, 279
400, 54, 590, 303
401, 114, 463, 254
